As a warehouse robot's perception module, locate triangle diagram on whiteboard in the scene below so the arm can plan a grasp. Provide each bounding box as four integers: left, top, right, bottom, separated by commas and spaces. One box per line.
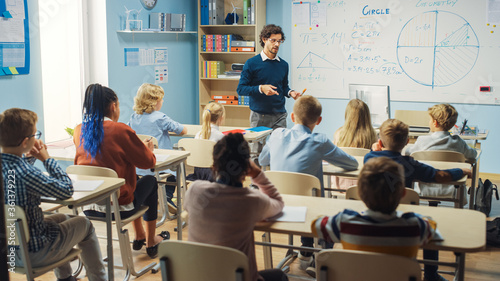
297, 52, 342, 70
437, 24, 478, 47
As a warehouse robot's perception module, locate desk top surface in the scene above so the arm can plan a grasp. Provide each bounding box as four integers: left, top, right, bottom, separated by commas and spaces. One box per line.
41, 174, 124, 207
408, 130, 489, 140
255, 194, 486, 253
171, 124, 272, 141
323, 156, 470, 184
153, 149, 190, 169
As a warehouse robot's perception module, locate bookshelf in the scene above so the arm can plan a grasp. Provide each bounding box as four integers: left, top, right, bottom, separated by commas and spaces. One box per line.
198, 0, 266, 127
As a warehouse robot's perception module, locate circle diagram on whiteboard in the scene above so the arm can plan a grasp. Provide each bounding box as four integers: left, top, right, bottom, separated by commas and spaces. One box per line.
397, 11, 479, 88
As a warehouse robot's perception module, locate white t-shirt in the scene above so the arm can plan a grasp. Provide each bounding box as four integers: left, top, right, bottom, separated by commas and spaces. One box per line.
195, 124, 224, 142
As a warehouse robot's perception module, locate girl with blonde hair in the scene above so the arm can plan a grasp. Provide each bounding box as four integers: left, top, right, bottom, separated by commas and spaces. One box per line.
129, 83, 187, 214
187, 102, 226, 181
334, 99, 377, 149
195, 102, 225, 141
332, 99, 377, 190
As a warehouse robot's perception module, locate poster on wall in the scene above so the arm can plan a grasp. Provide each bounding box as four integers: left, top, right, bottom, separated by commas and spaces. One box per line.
0, 0, 29, 76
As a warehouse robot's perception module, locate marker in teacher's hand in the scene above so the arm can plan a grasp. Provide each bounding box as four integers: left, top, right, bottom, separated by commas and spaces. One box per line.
302, 88, 307, 95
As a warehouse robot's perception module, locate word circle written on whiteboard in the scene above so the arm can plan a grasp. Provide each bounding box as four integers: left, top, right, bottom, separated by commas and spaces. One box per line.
362, 5, 390, 16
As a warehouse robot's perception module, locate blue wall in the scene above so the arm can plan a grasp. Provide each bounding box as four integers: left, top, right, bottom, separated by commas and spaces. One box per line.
106, 0, 198, 126
0, 1, 44, 136
1, 1, 498, 174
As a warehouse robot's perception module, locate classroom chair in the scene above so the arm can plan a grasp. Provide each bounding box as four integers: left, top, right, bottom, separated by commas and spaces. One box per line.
158, 240, 250, 281
66, 165, 156, 281
316, 249, 422, 281
260, 171, 321, 272
4, 205, 82, 281
178, 138, 215, 174
345, 185, 420, 205
410, 150, 469, 208
325, 147, 370, 198
338, 147, 371, 156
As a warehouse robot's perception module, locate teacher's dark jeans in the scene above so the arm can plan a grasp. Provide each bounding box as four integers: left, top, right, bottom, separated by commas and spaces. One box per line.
84, 175, 159, 222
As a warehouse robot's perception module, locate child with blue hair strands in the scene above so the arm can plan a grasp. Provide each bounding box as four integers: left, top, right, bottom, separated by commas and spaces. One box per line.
74, 84, 169, 258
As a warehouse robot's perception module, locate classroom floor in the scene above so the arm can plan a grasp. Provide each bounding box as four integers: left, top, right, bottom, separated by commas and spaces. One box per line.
8, 174, 500, 281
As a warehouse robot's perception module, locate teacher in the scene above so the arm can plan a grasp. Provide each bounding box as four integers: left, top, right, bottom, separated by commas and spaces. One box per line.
237, 24, 301, 130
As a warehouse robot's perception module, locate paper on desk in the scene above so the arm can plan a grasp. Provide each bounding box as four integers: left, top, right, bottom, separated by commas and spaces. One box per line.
48, 146, 76, 159
154, 154, 170, 162
71, 179, 104, 192
267, 206, 307, 222
432, 229, 444, 241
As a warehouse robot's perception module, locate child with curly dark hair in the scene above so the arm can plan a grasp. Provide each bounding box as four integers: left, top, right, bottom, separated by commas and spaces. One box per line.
184, 133, 288, 281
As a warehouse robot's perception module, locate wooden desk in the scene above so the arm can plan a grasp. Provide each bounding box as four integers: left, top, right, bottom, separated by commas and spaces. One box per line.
255, 194, 486, 281
170, 124, 272, 143
42, 174, 124, 281
152, 149, 190, 240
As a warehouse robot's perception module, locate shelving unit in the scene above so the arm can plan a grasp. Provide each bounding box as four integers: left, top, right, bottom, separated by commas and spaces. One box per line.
197, 0, 266, 127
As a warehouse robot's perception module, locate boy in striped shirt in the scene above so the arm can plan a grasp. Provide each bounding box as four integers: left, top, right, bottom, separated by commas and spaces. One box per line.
312, 156, 438, 258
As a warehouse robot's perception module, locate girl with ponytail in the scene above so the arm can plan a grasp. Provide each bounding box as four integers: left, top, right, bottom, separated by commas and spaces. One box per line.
186, 102, 225, 181
195, 102, 225, 141
74, 84, 169, 258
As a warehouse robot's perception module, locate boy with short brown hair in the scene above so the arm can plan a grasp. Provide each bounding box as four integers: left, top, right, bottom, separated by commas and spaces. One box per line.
407, 103, 477, 159
312, 157, 438, 258
366, 118, 471, 281
1, 108, 107, 281
259, 95, 358, 276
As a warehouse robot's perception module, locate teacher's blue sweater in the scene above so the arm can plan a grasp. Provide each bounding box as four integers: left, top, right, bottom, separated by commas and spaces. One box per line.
237, 54, 291, 114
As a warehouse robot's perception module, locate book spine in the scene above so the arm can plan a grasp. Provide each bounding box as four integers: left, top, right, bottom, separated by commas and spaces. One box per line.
230, 47, 255, 52
202, 35, 206, 52
251, 0, 255, 24
243, 0, 248, 25
214, 100, 238, 105
212, 95, 238, 100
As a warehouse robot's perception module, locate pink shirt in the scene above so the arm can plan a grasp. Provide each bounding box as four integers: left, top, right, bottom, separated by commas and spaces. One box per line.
184, 172, 284, 281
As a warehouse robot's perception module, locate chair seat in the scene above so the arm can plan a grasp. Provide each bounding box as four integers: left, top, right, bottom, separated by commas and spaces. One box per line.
118, 206, 149, 226
14, 248, 82, 277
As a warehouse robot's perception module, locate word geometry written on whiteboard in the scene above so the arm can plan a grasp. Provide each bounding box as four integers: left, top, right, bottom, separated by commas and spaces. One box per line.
397, 10, 479, 88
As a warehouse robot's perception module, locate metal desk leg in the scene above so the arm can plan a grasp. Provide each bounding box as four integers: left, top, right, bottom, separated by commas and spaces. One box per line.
469, 161, 477, 210
105, 197, 114, 281
455, 252, 465, 281
262, 232, 273, 269
176, 162, 187, 240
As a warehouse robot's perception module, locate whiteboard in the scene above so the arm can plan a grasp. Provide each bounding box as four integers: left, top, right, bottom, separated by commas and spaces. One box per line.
291, 0, 500, 105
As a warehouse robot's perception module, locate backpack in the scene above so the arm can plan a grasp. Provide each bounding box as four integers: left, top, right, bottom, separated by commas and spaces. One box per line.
487, 218, 500, 247
474, 178, 499, 217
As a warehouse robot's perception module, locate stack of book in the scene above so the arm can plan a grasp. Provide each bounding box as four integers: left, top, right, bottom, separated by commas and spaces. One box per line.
217, 70, 241, 79
149, 13, 186, 31
212, 95, 239, 105
202, 34, 234, 52
202, 61, 225, 78
200, 0, 255, 25
238, 95, 250, 106
230, 40, 255, 52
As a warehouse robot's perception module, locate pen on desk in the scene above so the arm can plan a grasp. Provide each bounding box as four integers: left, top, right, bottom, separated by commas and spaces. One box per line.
147, 137, 153, 141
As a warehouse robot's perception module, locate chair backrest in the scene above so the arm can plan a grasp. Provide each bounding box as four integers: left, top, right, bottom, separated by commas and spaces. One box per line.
137, 134, 159, 149
410, 150, 466, 163
4, 205, 29, 244
159, 240, 250, 281
394, 110, 429, 127
346, 186, 420, 205
264, 171, 321, 197
316, 249, 422, 281
178, 138, 216, 168
66, 165, 118, 178
338, 147, 370, 157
